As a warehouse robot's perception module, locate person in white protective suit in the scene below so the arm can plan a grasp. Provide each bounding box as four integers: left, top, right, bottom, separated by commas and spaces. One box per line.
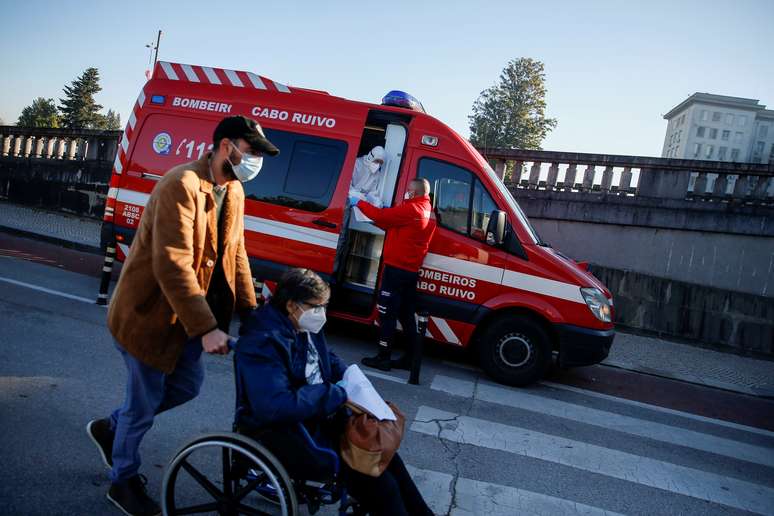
349, 146, 385, 206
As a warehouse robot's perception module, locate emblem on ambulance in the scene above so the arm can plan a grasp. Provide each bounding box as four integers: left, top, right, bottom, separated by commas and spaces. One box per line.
152, 132, 172, 155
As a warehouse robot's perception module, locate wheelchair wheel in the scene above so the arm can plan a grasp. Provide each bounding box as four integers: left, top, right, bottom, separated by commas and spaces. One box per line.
162, 432, 298, 515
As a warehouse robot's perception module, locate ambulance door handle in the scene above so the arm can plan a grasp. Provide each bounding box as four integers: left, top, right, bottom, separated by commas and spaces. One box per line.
313, 218, 337, 229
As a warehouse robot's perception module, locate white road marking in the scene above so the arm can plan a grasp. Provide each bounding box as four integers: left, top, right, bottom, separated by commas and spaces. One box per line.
431, 375, 774, 468
412, 406, 774, 516
0, 277, 95, 304
405, 465, 453, 515
405, 465, 623, 516
542, 380, 774, 439
363, 370, 407, 384
453, 477, 624, 516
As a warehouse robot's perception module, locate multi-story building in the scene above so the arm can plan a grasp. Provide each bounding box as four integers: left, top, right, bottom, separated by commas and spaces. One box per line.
661, 93, 774, 164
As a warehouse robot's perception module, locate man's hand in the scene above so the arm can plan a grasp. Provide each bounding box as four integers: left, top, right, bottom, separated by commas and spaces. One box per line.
201, 328, 231, 355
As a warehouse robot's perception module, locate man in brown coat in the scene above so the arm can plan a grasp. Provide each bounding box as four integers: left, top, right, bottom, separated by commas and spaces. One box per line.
87, 116, 278, 516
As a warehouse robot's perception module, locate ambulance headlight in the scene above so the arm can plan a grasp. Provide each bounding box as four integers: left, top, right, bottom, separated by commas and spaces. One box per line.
381, 90, 426, 113
581, 287, 612, 323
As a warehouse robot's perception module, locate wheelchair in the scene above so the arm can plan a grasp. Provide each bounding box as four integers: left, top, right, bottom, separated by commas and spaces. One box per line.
161, 336, 361, 515
161, 421, 362, 516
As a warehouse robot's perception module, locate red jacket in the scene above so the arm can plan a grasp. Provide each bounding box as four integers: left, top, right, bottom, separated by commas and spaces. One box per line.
356, 195, 436, 273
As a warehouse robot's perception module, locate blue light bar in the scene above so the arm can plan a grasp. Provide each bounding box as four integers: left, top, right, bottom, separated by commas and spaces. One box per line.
150, 95, 165, 105
381, 90, 425, 113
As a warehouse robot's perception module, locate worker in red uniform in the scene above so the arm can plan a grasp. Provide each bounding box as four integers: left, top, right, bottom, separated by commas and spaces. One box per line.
351, 178, 437, 371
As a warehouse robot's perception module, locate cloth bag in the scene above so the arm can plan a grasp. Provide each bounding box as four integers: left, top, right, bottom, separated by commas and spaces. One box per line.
340, 401, 406, 477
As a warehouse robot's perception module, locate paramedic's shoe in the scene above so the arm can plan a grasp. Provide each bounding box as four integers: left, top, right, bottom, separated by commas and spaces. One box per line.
390, 354, 412, 371
86, 417, 114, 469
107, 475, 160, 516
361, 354, 392, 372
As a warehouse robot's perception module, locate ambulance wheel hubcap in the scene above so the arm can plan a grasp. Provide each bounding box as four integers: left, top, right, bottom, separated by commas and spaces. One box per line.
498, 333, 532, 368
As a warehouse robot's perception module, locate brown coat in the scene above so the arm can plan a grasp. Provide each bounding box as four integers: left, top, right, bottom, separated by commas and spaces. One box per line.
107, 155, 257, 373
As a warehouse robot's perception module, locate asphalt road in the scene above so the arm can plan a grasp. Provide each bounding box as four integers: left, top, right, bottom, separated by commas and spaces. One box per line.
1, 234, 773, 516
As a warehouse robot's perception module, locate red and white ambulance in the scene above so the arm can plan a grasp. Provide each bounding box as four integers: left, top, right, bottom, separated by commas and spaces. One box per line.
102, 61, 614, 386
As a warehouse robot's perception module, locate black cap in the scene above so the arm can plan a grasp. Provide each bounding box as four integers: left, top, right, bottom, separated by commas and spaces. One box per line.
213, 115, 279, 156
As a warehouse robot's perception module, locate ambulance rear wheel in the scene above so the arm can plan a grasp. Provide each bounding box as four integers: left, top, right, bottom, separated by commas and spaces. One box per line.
478, 316, 552, 386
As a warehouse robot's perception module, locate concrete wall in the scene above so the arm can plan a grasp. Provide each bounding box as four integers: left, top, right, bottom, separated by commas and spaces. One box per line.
591, 265, 774, 355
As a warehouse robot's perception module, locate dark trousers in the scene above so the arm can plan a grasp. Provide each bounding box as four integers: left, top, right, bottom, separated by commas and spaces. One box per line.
377, 265, 419, 355
345, 454, 433, 516
109, 339, 204, 482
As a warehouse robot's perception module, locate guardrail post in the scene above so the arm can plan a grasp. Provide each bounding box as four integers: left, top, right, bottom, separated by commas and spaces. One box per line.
409, 311, 430, 385
96, 242, 116, 305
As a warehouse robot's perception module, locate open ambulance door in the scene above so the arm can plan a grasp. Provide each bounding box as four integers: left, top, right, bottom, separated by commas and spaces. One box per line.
330, 111, 410, 316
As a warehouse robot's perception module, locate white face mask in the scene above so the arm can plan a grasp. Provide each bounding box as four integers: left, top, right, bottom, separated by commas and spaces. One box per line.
296, 304, 327, 334
228, 143, 263, 182
404, 190, 414, 200
367, 161, 381, 173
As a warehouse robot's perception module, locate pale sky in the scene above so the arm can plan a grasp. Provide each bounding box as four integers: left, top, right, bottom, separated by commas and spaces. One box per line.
1, 0, 771, 157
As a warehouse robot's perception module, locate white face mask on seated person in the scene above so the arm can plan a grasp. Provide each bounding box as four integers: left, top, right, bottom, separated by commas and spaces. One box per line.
292, 301, 327, 334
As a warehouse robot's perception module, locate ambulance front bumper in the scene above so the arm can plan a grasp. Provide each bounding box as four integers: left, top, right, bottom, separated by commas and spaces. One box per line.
557, 324, 615, 368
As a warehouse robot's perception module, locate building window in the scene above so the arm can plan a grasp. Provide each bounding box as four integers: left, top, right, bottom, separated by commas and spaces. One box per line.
675, 144, 679, 155
730, 148, 740, 161
678, 130, 682, 141
734, 131, 744, 143
712, 112, 722, 122
738, 115, 747, 127
725, 113, 734, 125
721, 130, 730, 141
701, 110, 709, 121
705, 145, 714, 159
697, 126, 706, 137
759, 125, 769, 138
754, 141, 765, 154
693, 143, 702, 157
718, 146, 727, 160
709, 128, 718, 139
680, 114, 686, 125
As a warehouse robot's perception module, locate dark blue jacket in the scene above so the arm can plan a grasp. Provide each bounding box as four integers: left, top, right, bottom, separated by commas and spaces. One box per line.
233, 304, 348, 430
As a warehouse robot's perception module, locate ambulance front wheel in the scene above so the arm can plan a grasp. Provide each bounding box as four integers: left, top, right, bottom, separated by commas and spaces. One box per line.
478, 316, 552, 387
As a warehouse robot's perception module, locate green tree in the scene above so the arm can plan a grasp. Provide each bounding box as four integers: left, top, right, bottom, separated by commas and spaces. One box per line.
97, 109, 122, 130
17, 97, 60, 128
469, 58, 557, 150
59, 67, 104, 129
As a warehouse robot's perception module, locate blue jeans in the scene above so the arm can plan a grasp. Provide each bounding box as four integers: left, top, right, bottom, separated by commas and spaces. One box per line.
109, 339, 204, 483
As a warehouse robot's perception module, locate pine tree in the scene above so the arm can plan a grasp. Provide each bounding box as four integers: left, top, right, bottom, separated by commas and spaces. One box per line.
59, 67, 104, 129
17, 98, 60, 128
469, 58, 557, 150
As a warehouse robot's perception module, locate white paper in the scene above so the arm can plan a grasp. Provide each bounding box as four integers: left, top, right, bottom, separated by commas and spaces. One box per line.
342, 364, 396, 421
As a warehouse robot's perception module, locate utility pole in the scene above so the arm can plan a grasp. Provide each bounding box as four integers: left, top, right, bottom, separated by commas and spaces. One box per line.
153, 30, 162, 66
145, 30, 162, 78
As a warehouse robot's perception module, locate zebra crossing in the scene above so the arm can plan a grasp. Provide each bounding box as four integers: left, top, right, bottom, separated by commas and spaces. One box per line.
382, 372, 774, 516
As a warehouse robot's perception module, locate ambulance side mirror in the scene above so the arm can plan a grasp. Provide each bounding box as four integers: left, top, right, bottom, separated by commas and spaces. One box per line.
486, 210, 506, 246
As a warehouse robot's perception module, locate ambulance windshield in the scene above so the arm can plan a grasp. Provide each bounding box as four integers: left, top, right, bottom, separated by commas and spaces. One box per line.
482, 162, 542, 245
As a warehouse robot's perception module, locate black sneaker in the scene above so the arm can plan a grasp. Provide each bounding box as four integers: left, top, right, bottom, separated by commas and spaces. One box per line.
361, 355, 392, 372
87, 418, 115, 469
107, 475, 160, 516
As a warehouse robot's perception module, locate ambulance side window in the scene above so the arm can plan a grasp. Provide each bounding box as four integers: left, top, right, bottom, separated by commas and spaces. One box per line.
242, 129, 347, 212
418, 158, 497, 244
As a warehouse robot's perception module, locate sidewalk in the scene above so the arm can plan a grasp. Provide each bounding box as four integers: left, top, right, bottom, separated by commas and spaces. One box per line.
1, 201, 773, 398
0, 201, 101, 251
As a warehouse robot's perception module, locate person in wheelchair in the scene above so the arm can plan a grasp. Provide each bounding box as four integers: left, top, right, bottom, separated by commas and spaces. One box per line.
233, 267, 432, 516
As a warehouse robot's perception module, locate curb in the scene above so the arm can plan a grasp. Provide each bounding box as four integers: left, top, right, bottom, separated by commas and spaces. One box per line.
600, 359, 774, 399
0, 225, 102, 255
